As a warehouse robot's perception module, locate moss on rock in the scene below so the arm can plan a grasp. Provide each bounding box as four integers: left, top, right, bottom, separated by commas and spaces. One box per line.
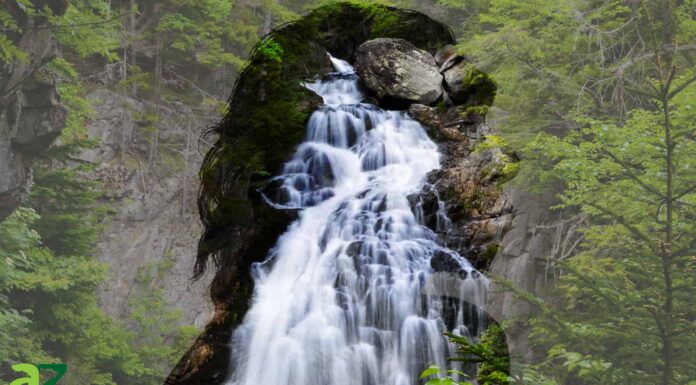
443, 60, 497, 107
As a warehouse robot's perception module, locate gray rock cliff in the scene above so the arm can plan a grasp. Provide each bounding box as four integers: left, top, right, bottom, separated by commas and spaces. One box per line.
80, 88, 214, 328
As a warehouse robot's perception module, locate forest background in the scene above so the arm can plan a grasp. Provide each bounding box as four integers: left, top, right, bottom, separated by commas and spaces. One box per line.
1, 1, 695, 385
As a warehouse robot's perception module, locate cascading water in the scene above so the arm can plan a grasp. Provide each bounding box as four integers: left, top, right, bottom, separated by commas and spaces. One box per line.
229, 57, 489, 385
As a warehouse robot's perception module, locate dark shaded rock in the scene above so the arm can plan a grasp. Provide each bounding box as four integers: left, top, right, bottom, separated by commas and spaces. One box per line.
355, 38, 443, 106
442, 58, 497, 106
435, 44, 456, 67
12, 76, 67, 151
408, 104, 468, 142
0, 0, 68, 221
431, 250, 462, 273
408, 183, 445, 232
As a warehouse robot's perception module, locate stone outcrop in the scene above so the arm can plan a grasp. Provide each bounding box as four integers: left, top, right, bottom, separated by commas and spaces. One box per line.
487, 187, 559, 363
79, 89, 214, 328
406, 103, 559, 366
406, 104, 514, 271
434, 44, 456, 67
355, 38, 444, 105
0, 0, 69, 221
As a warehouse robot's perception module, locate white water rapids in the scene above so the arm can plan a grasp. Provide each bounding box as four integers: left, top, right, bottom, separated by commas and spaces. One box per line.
228, 57, 489, 385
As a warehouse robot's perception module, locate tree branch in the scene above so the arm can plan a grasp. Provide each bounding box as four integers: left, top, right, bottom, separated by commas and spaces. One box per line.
600, 149, 666, 199
588, 202, 656, 248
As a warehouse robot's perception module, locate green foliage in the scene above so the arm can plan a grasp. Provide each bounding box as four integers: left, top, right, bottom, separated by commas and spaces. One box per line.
421, 324, 510, 385
257, 38, 284, 62
522, 98, 696, 384
29, 162, 102, 257
155, 0, 246, 70
126, 261, 198, 384
508, 4, 696, 382
0, 33, 28, 64
49, 0, 120, 60
447, 326, 510, 385
0, 208, 52, 372
0, 3, 29, 64
420, 364, 473, 385
0, 144, 196, 385
48, 57, 95, 142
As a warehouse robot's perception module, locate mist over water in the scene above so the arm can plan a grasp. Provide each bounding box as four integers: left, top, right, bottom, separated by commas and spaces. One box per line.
229, 57, 488, 385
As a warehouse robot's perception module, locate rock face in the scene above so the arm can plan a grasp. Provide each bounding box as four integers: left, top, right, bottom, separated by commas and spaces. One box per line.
406, 102, 559, 366
0, 0, 69, 221
487, 187, 559, 363
434, 44, 456, 67
406, 104, 514, 272
80, 89, 214, 328
355, 38, 443, 105
354, 38, 496, 110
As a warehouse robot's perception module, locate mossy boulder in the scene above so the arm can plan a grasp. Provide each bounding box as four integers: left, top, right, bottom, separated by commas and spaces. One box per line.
442, 58, 497, 106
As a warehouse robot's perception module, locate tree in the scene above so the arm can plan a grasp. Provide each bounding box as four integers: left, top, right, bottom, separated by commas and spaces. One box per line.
515, 2, 696, 384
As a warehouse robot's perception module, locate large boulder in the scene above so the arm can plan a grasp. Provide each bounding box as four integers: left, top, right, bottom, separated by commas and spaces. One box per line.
355, 38, 444, 106
442, 57, 497, 106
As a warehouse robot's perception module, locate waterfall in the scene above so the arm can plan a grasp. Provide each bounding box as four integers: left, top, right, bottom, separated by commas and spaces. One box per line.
229, 57, 488, 385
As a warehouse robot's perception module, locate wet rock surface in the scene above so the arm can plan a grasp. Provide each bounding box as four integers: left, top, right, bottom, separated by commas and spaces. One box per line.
406, 101, 558, 365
